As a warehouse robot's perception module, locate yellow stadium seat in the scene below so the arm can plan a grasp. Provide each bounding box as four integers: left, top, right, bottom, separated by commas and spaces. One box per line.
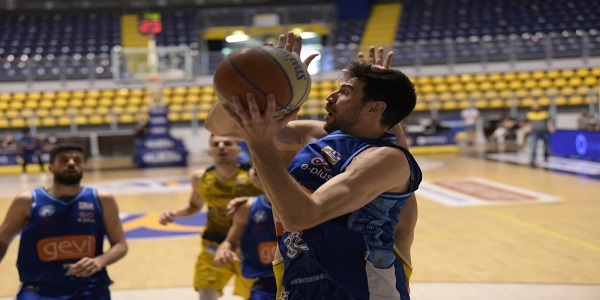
520, 97, 535, 107
0, 93, 11, 102
576, 68, 590, 77
35, 109, 50, 118
80, 107, 95, 115
118, 114, 135, 124
554, 96, 567, 106
463, 82, 478, 92
517, 72, 531, 81
488, 73, 503, 82
57, 116, 71, 126
478, 81, 493, 91
454, 92, 469, 101
202, 86, 215, 95
483, 90, 498, 99
98, 97, 113, 107
200, 94, 216, 103
584, 76, 598, 87
502, 72, 516, 81
13, 92, 26, 101
473, 74, 488, 83
69, 99, 83, 108
489, 99, 505, 108
10, 118, 26, 128
531, 70, 546, 80
197, 111, 209, 121
0, 101, 7, 110
170, 95, 185, 105
130, 88, 145, 97
457, 100, 470, 109
474, 99, 488, 109
187, 87, 202, 95
591, 67, 600, 77
10, 101, 23, 109
86, 90, 100, 98
515, 89, 528, 98
509, 80, 522, 90
441, 101, 458, 110
530, 88, 545, 98
446, 75, 460, 84
110, 106, 123, 115
24, 101, 38, 110
41, 91, 55, 100
100, 89, 115, 98
561, 69, 575, 78
559, 87, 575, 97
438, 93, 453, 102
459, 74, 474, 84
54, 99, 68, 108
128, 96, 142, 106
568, 77, 583, 87
538, 79, 552, 89
449, 82, 463, 93
523, 80, 537, 89
116, 88, 130, 98
75, 115, 88, 125
434, 84, 449, 93
39, 100, 53, 109
169, 104, 183, 112
88, 115, 104, 125
71, 90, 86, 98
576, 86, 592, 96
180, 111, 193, 121
168, 112, 181, 122
185, 94, 200, 105
0, 118, 8, 128
113, 97, 127, 106
20, 109, 33, 118
547, 70, 560, 79
41, 117, 57, 127
172, 87, 187, 96
493, 81, 508, 90
50, 108, 64, 117
199, 103, 213, 112
537, 96, 551, 106
568, 95, 584, 105
431, 76, 445, 84
84, 98, 98, 107
28, 91, 42, 101
124, 105, 139, 114
57, 90, 71, 100
553, 78, 567, 88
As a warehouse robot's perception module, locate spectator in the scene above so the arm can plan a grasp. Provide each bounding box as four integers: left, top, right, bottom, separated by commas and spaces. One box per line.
525, 101, 554, 167
491, 115, 519, 152
461, 103, 480, 145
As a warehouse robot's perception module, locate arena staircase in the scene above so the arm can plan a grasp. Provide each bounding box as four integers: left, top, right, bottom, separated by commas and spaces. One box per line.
359, 3, 403, 55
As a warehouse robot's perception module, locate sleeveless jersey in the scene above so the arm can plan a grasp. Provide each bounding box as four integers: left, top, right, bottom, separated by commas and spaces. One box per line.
198, 164, 262, 243
240, 194, 277, 279
282, 130, 422, 299
17, 187, 112, 295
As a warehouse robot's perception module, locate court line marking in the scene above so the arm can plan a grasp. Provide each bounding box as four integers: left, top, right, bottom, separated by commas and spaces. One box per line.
477, 207, 600, 254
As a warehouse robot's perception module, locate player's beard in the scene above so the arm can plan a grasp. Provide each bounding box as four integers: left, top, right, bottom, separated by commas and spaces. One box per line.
55, 170, 83, 185
324, 107, 361, 133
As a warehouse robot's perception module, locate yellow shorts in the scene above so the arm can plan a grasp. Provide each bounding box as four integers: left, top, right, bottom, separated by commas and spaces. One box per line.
194, 239, 255, 298
394, 246, 413, 292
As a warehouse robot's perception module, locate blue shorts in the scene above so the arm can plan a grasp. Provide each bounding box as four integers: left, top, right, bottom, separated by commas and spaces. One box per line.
17, 284, 111, 300
250, 276, 276, 300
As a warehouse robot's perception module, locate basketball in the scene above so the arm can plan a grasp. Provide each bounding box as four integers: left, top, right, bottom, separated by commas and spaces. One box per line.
213, 45, 312, 118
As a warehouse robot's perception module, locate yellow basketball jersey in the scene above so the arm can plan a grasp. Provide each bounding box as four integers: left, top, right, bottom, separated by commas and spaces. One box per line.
198, 164, 262, 243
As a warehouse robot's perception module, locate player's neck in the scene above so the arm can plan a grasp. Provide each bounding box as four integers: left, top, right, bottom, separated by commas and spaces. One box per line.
48, 183, 83, 197
214, 163, 240, 181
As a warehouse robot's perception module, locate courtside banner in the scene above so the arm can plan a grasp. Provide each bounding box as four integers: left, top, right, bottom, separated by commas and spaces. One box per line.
133, 106, 188, 168
551, 130, 600, 161
0, 151, 20, 166
406, 131, 456, 146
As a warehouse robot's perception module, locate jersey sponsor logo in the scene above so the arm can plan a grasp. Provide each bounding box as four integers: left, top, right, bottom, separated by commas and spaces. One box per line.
321, 146, 342, 165
300, 157, 333, 181
252, 210, 268, 223
258, 241, 278, 264
38, 205, 56, 217
78, 211, 96, 224
78, 202, 94, 210
36, 235, 96, 262
283, 231, 309, 259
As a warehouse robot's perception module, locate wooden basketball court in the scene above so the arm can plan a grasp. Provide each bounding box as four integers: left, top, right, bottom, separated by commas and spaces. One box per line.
1, 151, 599, 299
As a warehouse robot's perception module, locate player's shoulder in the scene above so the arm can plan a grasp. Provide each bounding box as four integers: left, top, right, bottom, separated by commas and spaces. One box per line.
14, 190, 34, 202
192, 168, 209, 180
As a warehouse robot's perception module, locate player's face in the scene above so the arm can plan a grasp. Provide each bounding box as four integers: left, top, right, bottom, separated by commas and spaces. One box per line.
207, 136, 241, 164
323, 78, 366, 133
50, 150, 85, 185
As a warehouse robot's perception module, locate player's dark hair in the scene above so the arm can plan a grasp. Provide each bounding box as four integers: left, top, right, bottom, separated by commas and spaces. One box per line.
341, 62, 417, 129
49, 143, 86, 164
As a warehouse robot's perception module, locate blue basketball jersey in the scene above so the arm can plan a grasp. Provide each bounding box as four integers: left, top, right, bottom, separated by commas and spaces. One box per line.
16, 187, 112, 297
240, 194, 277, 279
282, 130, 422, 299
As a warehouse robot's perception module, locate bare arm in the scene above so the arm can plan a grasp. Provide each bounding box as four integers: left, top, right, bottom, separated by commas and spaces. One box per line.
251, 141, 411, 231
0, 192, 32, 264
394, 194, 417, 266
214, 197, 252, 267
67, 192, 128, 277
159, 170, 205, 224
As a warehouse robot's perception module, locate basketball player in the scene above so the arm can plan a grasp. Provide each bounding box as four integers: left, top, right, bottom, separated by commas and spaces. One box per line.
214, 168, 278, 300
206, 32, 421, 299
17, 128, 44, 176
158, 134, 262, 300
0, 143, 128, 299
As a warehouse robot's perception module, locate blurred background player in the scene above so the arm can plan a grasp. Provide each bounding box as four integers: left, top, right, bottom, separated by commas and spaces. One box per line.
17, 128, 44, 178
158, 134, 262, 300
524, 101, 554, 167
214, 167, 278, 300
0, 143, 128, 299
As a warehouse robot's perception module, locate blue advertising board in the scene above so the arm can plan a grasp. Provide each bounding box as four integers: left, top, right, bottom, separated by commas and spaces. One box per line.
133, 105, 188, 168
0, 151, 20, 166
551, 130, 600, 161
406, 130, 456, 147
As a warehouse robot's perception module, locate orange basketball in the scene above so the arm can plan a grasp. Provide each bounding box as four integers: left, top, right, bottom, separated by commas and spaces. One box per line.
213, 46, 312, 118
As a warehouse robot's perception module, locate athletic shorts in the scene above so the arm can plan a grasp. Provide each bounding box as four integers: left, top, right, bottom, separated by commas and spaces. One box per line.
194, 239, 255, 298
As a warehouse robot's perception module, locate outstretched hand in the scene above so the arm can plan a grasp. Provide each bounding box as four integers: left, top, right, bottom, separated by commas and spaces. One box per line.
224, 93, 298, 146
277, 31, 319, 68
357, 46, 394, 69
